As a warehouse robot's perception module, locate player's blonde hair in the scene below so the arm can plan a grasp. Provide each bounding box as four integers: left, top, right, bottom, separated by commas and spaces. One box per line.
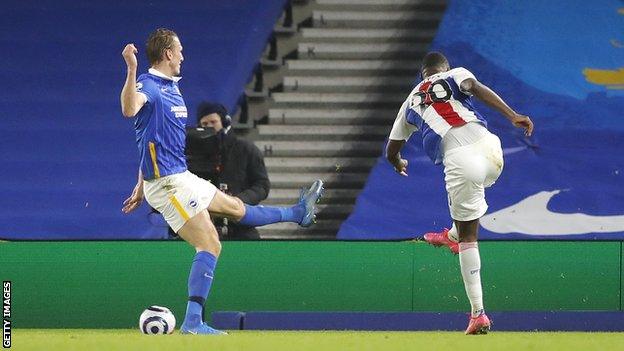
146, 28, 178, 66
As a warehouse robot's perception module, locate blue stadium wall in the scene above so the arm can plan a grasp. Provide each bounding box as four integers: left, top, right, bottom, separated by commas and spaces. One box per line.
0, 0, 287, 239
339, 0, 624, 240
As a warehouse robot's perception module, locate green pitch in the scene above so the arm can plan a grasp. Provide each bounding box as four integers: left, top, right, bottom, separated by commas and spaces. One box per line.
11, 329, 624, 351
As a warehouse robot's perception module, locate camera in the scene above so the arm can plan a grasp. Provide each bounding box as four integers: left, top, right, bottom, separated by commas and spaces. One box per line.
185, 126, 221, 183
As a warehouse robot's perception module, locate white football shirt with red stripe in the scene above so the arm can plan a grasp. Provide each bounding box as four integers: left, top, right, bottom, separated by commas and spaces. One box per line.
389, 67, 488, 164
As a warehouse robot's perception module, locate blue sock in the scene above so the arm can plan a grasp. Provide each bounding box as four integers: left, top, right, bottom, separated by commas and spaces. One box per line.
239, 204, 305, 226
183, 251, 217, 327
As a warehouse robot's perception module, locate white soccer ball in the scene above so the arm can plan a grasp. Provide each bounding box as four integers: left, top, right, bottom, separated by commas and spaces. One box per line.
139, 305, 176, 335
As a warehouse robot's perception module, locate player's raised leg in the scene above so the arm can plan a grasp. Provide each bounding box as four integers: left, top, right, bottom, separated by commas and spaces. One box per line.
456, 219, 490, 335
209, 179, 324, 227
176, 210, 226, 335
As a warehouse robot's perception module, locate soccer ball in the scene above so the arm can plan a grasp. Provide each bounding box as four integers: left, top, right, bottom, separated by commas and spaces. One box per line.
139, 305, 176, 334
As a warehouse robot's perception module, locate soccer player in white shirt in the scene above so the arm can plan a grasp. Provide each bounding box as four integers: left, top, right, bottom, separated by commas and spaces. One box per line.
386, 52, 533, 334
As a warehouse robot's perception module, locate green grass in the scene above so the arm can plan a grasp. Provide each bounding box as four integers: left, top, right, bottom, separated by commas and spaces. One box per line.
10, 330, 624, 351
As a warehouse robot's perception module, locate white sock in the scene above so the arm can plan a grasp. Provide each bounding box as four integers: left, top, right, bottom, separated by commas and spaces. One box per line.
459, 242, 484, 317
447, 223, 459, 243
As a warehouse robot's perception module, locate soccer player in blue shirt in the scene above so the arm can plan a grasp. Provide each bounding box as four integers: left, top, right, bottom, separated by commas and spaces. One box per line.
120, 28, 323, 335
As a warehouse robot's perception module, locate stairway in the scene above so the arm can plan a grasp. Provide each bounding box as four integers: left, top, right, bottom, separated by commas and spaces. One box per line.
256, 0, 446, 239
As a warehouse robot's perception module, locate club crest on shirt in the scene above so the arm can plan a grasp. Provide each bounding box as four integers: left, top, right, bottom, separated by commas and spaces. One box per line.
135, 82, 143, 91
189, 200, 198, 208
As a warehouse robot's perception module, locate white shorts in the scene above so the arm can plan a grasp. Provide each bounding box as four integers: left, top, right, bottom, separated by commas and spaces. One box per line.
442, 132, 503, 221
143, 170, 218, 233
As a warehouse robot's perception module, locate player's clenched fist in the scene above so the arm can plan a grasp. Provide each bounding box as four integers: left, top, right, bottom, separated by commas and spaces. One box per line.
510, 113, 534, 137
122, 43, 138, 70
392, 158, 409, 177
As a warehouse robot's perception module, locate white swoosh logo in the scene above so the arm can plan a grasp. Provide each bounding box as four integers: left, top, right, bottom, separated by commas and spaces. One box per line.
481, 190, 624, 235
501, 146, 528, 156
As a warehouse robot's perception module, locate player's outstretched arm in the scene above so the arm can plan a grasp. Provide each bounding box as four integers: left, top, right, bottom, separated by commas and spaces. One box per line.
386, 139, 409, 177
120, 43, 147, 118
460, 78, 534, 136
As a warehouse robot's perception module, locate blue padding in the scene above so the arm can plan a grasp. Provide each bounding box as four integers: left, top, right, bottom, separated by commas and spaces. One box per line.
239, 311, 624, 332
212, 312, 246, 330
244, 312, 446, 331
489, 311, 624, 332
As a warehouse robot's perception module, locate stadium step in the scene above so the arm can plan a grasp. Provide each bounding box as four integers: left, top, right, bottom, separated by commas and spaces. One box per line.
297, 42, 429, 59
268, 108, 396, 125
265, 157, 377, 172
264, 188, 361, 204
257, 220, 343, 239
283, 75, 414, 92
271, 92, 405, 108
269, 172, 368, 189
257, 125, 390, 140
312, 10, 442, 28
254, 140, 383, 157
286, 60, 420, 76
314, 0, 446, 11
300, 28, 436, 43
269, 204, 354, 219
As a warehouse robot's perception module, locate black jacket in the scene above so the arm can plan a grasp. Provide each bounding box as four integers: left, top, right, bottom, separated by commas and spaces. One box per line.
218, 132, 270, 205
187, 130, 270, 239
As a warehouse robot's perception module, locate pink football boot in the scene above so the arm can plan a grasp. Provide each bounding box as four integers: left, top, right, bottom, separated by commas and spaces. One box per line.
423, 228, 459, 254
465, 313, 491, 335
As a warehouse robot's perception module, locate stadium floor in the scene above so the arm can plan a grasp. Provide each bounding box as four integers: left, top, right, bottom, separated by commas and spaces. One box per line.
11, 329, 624, 351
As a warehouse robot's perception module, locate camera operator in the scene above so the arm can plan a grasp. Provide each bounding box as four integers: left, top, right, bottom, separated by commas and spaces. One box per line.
187, 102, 270, 240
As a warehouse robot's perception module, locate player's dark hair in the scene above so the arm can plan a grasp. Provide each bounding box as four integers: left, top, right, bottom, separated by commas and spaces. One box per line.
421, 52, 449, 71
146, 28, 178, 66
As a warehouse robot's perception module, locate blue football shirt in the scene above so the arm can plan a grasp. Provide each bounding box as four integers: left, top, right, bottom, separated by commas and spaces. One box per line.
133, 68, 188, 180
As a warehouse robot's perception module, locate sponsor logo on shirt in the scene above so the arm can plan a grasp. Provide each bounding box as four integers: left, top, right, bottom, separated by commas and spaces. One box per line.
171, 106, 187, 118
